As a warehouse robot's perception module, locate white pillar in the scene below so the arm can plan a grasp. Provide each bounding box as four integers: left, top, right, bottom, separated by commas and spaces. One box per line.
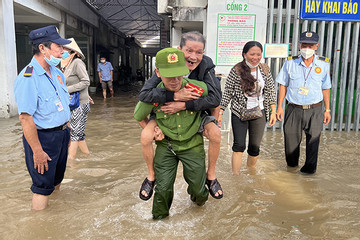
59, 12, 66, 38
0, 0, 18, 118
203, 8, 207, 38
171, 27, 182, 48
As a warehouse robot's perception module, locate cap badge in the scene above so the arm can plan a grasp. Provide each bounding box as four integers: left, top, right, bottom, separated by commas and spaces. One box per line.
167, 53, 178, 63
306, 32, 312, 37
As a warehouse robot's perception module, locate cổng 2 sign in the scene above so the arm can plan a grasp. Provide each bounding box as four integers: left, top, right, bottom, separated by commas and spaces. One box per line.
300, 0, 360, 22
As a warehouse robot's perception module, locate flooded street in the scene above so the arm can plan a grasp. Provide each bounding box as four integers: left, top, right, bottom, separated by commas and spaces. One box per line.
1, 83, 360, 240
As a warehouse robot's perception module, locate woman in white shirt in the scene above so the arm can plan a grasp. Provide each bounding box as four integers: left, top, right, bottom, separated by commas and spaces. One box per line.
218, 41, 277, 174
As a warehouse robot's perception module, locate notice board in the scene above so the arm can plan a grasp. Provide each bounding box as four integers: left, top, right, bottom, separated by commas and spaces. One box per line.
206, 0, 268, 74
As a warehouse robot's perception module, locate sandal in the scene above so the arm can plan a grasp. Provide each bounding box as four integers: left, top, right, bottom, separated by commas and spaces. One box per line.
206, 178, 223, 199
139, 178, 155, 201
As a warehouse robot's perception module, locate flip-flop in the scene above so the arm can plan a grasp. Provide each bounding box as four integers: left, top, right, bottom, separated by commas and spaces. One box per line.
139, 178, 155, 201
206, 178, 223, 199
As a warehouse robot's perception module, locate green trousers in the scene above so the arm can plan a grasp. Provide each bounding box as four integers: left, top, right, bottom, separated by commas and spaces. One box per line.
152, 142, 209, 219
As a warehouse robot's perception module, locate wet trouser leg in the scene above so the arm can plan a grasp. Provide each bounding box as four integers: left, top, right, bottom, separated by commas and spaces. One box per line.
152, 144, 178, 219
152, 143, 208, 219
284, 104, 323, 173
179, 144, 209, 206
302, 107, 323, 174
231, 112, 266, 155
284, 105, 303, 167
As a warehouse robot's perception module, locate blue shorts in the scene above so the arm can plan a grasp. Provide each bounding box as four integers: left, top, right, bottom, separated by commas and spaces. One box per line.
23, 127, 70, 196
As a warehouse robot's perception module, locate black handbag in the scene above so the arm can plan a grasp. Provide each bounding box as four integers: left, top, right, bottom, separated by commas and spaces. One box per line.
239, 69, 263, 121
239, 105, 263, 121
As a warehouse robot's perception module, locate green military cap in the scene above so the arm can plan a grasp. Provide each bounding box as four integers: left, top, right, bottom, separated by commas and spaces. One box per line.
155, 48, 189, 77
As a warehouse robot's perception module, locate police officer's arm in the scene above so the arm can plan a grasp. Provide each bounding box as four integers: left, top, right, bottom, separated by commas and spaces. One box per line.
323, 89, 331, 125
276, 85, 287, 121
275, 61, 290, 121
322, 66, 332, 125
134, 101, 154, 126
19, 114, 51, 174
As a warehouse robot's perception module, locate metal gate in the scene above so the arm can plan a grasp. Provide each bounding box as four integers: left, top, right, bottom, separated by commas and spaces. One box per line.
266, 0, 360, 131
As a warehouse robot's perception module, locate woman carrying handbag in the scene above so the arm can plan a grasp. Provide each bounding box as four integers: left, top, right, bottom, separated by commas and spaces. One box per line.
218, 41, 277, 175
61, 38, 92, 160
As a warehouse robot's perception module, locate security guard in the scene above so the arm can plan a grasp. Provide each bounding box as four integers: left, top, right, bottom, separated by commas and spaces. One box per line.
14, 25, 72, 210
276, 31, 331, 174
134, 48, 209, 219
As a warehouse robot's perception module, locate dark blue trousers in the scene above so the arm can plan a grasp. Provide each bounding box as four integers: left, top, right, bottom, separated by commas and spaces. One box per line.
23, 127, 70, 195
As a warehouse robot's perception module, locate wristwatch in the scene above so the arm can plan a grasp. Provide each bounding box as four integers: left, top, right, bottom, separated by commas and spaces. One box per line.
325, 109, 331, 113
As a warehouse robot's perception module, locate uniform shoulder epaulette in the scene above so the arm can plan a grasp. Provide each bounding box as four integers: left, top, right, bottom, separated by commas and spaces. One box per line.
23, 65, 34, 77
318, 56, 330, 63
287, 55, 300, 61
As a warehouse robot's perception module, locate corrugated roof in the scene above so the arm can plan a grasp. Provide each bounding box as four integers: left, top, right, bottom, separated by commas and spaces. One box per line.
86, 0, 162, 47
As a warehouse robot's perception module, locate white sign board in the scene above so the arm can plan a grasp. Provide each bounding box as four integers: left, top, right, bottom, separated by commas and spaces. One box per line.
206, 0, 268, 75
264, 43, 289, 58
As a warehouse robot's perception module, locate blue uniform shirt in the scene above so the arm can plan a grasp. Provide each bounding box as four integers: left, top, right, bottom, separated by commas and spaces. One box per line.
97, 61, 113, 81
14, 56, 71, 129
276, 55, 331, 105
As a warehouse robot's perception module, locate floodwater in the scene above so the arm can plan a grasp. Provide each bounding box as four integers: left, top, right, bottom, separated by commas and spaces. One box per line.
1, 83, 360, 240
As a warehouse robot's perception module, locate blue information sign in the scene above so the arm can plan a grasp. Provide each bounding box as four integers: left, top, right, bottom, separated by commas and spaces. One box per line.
300, 0, 360, 22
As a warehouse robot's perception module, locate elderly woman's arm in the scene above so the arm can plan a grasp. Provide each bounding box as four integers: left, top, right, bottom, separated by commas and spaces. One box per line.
67, 59, 90, 93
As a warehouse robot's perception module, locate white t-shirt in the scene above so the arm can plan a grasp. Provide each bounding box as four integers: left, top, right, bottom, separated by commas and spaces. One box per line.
246, 68, 265, 110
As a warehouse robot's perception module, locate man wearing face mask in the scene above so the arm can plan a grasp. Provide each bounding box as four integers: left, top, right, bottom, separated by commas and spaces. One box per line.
275, 31, 331, 174
14, 25, 72, 210
97, 56, 114, 99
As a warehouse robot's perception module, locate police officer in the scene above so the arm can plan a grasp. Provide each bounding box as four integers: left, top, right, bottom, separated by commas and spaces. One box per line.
134, 48, 209, 219
14, 25, 72, 210
276, 31, 331, 174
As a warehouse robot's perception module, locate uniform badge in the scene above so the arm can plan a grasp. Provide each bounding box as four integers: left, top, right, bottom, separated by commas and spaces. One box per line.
306, 32, 313, 37
57, 75, 63, 84
167, 53, 178, 63
23, 65, 34, 77
185, 82, 204, 96
315, 67, 321, 74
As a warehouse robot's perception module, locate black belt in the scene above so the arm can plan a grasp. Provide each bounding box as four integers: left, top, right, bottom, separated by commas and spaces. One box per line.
289, 102, 321, 109
38, 123, 68, 132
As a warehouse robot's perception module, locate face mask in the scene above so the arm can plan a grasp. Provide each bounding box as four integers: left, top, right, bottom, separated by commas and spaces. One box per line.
44, 48, 61, 67
62, 51, 70, 59
100, 60, 105, 63
245, 59, 259, 69
300, 48, 315, 59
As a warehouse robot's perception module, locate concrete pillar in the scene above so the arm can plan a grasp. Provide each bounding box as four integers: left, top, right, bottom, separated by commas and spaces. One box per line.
171, 27, 182, 48
203, 9, 207, 38
0, 0, 18, 118
59, 12, 66, 38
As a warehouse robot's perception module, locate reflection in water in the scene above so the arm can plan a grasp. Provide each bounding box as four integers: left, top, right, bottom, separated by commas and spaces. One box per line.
1, 84, 359, 239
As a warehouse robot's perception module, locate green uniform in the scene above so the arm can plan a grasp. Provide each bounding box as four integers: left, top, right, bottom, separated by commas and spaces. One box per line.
134, 78, 209, 219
